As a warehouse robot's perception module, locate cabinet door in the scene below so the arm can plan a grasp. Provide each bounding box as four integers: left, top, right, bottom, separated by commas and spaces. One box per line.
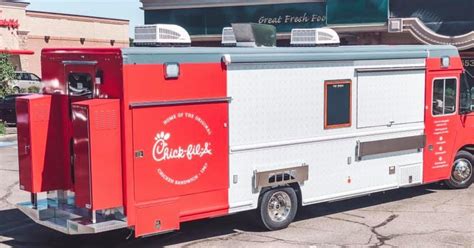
357, 70, 425, 128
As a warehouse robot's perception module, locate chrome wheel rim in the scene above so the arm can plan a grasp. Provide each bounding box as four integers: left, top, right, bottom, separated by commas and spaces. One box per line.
452, 158, 473, 185
267, 191, 292, 222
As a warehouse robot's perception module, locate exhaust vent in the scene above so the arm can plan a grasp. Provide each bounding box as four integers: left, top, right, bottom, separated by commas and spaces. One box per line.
290, 28, 340, 47
134, 24, 191, 47
231, 23, 276, 47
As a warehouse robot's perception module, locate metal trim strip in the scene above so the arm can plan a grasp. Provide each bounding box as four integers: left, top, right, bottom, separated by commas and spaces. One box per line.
62, 61, 98, 66
356, 134, 426, 160
355, 66, 426, 73
130, 97, 232, 108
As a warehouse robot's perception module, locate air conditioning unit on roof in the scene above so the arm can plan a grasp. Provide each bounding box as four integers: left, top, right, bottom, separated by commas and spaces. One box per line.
290, 28, 340, 47
134, 24, 191, 47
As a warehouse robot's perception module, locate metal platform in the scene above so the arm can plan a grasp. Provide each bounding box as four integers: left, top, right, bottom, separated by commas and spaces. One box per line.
17, 197, 128, 235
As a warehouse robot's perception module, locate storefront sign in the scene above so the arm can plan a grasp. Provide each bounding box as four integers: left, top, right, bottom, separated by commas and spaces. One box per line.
463, 57, 474, 77
145, 2, 326, 35
0, 19, 19, 29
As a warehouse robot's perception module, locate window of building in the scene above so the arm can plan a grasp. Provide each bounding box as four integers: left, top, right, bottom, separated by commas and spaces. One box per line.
433, 78, 457, 116
325, 80, 351, 129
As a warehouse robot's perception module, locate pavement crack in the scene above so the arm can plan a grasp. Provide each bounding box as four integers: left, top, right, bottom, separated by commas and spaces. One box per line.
388, 229, 470, 239
370, 214, 399, 247
325, 216, 370, 229
182, 229, 330, 247
341, 212, 365, 219
366, 234, 375, 245
0, 181, 19, 207
432, 194, 459, 212
326, 214, 399, 247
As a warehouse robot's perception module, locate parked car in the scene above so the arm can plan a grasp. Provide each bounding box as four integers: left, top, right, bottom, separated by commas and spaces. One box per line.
9, 71, 42, 93
0, 94, 30, 126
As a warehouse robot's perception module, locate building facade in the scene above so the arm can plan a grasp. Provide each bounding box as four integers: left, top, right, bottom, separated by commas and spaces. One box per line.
0, 1, 129, 76
140, 0, 474, 53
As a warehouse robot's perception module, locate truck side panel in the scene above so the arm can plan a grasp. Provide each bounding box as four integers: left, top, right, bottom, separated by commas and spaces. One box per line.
122, 62, 229, 236
227, 59, 426, 212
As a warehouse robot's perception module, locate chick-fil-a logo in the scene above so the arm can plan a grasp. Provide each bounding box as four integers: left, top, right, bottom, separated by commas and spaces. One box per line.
152, 131, 212, 162
152, 112, 213, 186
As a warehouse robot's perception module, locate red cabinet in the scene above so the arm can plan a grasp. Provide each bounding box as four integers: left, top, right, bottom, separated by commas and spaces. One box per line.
72, 99, 123, 211
17, 95, 63, 193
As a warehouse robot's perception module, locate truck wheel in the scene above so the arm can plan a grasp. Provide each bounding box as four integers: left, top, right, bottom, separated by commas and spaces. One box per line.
445, 151, 473, 189
258, 187, 297, 231
12, 87, 20, 94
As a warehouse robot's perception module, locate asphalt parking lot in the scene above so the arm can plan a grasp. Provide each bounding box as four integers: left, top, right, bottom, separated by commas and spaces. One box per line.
0, 141, 473, 248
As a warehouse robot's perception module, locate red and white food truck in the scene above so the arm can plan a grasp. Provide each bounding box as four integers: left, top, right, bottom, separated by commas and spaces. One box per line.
15, 25, 473, 238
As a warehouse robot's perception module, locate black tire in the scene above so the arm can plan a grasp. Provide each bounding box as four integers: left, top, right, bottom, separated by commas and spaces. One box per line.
12, 87, 20, 94
258, 187, 298, 231
444, 150, 474, 189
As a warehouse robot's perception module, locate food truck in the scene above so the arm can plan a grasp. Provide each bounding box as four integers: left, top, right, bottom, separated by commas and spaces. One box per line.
15, 24, 473, 237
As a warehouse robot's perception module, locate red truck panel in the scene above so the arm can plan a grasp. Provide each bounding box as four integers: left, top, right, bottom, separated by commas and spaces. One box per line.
123, 62, 228, 228
72, 99, 123, 210
423, 57, 464, 183
132, 102, 229, 236
17, 95, 66, 193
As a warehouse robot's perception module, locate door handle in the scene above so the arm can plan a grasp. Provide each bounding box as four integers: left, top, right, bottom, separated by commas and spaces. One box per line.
25, 145, 30, 155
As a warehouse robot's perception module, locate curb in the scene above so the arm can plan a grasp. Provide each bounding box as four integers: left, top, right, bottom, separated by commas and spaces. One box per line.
0, 134, 17, 142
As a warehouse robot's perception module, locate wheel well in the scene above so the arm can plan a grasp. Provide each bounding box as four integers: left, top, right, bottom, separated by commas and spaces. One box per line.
458, 145, 474, 156
258, 182, 302, 207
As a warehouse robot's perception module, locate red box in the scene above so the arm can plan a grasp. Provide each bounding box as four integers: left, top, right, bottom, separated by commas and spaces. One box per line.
72, 99, 123, 210
17, 95, 63, 193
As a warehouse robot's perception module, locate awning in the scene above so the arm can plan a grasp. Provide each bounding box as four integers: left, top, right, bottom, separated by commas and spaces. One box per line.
0, 49, 34, 55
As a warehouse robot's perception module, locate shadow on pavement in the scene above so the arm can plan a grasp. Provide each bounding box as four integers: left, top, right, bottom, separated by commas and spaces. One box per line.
0, 184, 441, 248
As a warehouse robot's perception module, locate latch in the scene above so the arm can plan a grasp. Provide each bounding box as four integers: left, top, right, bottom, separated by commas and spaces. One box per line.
155, 220, 161, 230
389, 166, 396, 175
135, 150, 144, 158
24, 145, 30, 155
387, 120, 395, 127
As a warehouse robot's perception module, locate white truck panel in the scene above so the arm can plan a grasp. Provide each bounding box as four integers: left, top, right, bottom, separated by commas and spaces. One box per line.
227, 59, 426, 213
357, 70, 426, 128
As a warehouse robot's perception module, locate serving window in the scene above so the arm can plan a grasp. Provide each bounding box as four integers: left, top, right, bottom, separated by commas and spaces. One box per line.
324, 80, 352, 129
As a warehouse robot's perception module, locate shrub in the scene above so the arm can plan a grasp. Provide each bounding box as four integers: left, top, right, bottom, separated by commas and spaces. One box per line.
27, 86, 41, 93
0, 122, 5, 135
0, 54, 15, 98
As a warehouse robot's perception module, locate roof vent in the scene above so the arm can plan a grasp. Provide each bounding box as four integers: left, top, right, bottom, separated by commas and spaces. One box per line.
231, 23, 276, 47
221, 27, 237, 47
134, 24, 191, 47
290, 28, 340, 47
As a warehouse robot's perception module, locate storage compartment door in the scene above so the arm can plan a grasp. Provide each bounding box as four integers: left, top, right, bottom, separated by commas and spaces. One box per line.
16, 95, 62, 193
132, 102, 229, 204
357, 70, 425, 128
72, 99, 123, 211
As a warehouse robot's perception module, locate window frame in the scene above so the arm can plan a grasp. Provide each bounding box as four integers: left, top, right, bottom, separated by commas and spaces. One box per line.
431, 77, 458, 117
324, 79, 352, 129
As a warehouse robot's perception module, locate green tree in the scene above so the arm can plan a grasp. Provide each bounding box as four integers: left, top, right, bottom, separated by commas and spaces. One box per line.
0, 53, 15, 97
